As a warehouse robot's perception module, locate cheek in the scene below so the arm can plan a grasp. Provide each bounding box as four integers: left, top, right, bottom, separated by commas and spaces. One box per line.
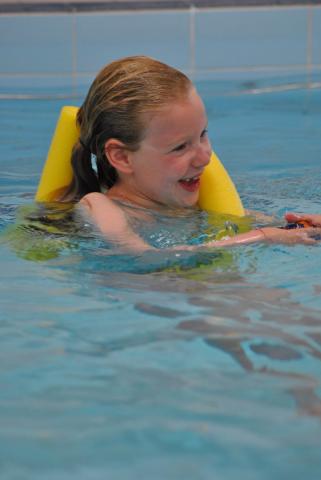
163, 155, 192, 175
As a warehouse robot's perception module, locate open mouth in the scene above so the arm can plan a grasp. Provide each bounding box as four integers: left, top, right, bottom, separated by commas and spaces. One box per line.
178, 175, 201, 192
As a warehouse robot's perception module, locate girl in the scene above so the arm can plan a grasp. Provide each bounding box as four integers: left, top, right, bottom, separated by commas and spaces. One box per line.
63, 56, 321, 252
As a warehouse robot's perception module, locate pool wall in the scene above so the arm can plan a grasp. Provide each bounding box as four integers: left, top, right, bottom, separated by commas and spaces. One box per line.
0, 2, 321, 97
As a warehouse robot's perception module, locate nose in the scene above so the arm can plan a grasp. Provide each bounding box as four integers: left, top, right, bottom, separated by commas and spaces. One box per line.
192, 140, 212, 169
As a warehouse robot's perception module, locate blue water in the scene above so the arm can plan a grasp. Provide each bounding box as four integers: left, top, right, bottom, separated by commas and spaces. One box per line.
1, 77, 321, 479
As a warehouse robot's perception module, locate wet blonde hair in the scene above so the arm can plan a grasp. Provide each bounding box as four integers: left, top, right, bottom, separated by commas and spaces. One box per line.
65, 56, 192, 200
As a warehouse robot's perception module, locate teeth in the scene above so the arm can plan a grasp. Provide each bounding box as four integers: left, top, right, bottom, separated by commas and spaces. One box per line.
182, 176, 198, 183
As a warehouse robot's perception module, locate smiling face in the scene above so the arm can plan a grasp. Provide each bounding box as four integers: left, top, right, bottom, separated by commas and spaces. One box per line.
109, 87, 212, 209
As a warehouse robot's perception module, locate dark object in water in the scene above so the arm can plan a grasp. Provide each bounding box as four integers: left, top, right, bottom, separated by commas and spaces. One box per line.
281, 221, 310, 230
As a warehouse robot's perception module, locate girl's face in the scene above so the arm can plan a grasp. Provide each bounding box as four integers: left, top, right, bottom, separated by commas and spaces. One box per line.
125, 87, 212, 209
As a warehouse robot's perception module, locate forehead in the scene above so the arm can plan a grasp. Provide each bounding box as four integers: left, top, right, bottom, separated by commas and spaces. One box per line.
142, 88, 207, 145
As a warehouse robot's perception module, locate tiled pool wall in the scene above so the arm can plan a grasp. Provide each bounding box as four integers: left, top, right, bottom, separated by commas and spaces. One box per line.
0, 3, 321, 98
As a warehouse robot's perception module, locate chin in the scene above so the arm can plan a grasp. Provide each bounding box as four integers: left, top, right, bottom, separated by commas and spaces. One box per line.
166, 191, 199, 209
178, 198, 199, 209
186, 192, 199, 206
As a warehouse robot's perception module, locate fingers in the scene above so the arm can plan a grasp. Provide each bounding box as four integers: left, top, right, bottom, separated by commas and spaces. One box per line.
284, 212, 310, 224
285, 212, 321, 227
299, 227, 321, 244
300, 234, 317, 245
285, 212, 302, 223
287, 229, 315, 245
304, 215, 321, 227
307, 229, 321, 241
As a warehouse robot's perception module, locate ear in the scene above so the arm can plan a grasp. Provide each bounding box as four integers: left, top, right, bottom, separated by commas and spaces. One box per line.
104, 139, 134, 174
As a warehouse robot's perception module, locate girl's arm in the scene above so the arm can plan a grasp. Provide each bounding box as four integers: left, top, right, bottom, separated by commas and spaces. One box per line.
210, 225, 321, 248
79, 196, 321, 253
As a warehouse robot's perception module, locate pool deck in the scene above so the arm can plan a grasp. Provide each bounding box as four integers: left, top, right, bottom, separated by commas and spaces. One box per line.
0, 0, 320, 13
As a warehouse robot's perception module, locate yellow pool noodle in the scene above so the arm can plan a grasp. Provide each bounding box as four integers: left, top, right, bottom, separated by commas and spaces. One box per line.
36, 106, 79, 202
36, 106, 245, 216
198, 151, 245, 216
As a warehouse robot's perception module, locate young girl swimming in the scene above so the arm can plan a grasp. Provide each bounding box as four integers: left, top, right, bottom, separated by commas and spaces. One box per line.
63, 56, 321, 252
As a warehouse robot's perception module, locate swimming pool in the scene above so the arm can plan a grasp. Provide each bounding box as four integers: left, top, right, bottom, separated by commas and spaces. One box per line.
1, 71, 321, 478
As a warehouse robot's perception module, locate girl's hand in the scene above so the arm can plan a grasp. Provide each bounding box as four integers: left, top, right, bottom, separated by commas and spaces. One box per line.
260, 226, 321, 245
285, 212, 321, 228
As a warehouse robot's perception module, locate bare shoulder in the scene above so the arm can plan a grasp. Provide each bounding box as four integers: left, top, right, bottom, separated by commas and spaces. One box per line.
80, 192, 117, 211
80, 192, 124, 220
79, 192, 127, 232
78, 192, 151, 252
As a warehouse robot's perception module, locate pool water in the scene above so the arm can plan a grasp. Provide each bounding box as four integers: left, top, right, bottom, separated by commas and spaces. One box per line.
1, 77, 321, 479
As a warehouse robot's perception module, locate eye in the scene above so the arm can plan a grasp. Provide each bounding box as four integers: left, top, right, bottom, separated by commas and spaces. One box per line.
172, 142, 188, 153
200, 128, 208, 139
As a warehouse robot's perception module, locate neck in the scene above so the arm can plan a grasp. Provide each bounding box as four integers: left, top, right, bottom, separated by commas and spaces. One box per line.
107, 183, 161, 210
107, 184, 194, 213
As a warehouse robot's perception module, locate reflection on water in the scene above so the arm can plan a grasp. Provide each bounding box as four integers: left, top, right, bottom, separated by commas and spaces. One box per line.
92, 267, 321, 416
